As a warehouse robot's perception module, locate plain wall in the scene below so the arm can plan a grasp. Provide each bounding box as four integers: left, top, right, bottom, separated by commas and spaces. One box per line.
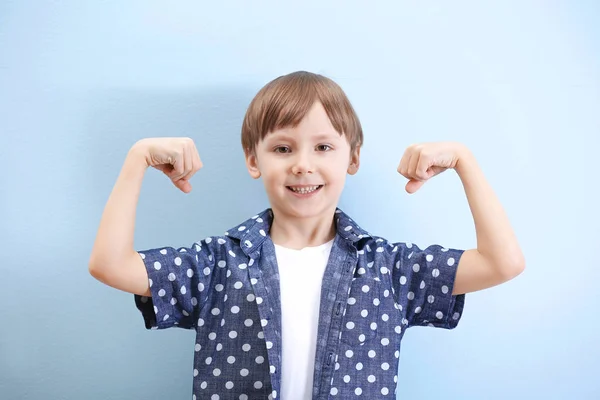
1, 1, 599, 399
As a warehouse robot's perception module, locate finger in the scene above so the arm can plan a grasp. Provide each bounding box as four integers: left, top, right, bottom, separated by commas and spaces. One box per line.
397, 149, 412, 178
405, 179, 425, 194
171, 147, 191, 192
167, 150, 184, 181
183, 141, 202, 182
408, 150, 421, 180
174, 179, 192, 193
174, 145, 191, 182
415, 151, 431, 181
181, 143, 194, 182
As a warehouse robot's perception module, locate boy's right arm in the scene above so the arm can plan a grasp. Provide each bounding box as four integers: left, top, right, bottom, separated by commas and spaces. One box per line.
88, 142, 151, 296
88, 138, 202, 297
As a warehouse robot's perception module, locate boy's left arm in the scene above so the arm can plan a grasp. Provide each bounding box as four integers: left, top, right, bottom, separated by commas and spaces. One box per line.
398, 142, 526, 295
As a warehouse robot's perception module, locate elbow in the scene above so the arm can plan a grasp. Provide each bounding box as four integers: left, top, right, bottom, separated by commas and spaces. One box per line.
504, 254, 526, 280
88, 262, 114, 287
88, 261, 103, 280
88, 255, 109, 281
485, 250, 525, 283
516, 259, 526, 276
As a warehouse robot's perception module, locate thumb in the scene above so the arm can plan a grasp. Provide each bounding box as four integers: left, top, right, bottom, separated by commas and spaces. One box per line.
405, 179, 425, 194
173, 178, 192, 193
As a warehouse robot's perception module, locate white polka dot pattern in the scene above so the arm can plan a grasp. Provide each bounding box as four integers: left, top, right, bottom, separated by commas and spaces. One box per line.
134, 208, 465, 398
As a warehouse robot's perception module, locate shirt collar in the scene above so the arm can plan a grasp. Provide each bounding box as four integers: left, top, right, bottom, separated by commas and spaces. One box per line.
226, 208, 372, 256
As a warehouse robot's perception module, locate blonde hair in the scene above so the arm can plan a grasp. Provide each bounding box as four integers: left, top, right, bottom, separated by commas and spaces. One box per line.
241, 71, 363, 155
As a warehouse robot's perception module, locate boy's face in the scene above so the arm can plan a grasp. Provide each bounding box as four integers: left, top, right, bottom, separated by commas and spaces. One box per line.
245, 102, 360, 221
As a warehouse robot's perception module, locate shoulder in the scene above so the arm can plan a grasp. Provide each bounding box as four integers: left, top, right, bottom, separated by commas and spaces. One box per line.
335, 208, 459, 262
200, 208, 273, 256
334, 208, 397, 252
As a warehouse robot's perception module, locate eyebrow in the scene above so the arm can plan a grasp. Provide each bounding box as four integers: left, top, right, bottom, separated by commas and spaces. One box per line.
266, 132, 341, 143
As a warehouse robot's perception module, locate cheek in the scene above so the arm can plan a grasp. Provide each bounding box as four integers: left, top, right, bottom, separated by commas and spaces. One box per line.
329, 157, 352, 176
261, 170, 283, 186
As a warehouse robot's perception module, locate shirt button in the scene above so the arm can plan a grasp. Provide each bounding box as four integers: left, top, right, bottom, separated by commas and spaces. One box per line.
327, 352, 334, 365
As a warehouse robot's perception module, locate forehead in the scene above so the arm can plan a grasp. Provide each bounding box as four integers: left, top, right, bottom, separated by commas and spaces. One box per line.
266, 102, 342, 140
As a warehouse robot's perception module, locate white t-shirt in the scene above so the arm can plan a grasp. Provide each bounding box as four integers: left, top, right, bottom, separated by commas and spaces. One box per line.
275, 239, 334, 400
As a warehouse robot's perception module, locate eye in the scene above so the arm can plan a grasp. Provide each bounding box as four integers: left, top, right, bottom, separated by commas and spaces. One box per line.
274, 146, 291, 154
317, 144, 332, 152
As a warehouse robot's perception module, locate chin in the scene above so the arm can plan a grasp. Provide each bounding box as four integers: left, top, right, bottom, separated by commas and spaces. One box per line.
274, 200, 338, 220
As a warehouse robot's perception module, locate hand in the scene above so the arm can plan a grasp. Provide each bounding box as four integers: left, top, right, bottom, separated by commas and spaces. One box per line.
397, 142, 465, 194
133, 137, 203, 193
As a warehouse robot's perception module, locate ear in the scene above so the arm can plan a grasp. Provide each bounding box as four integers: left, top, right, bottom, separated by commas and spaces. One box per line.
245, 150, 261, 179
347, 147, 361, 175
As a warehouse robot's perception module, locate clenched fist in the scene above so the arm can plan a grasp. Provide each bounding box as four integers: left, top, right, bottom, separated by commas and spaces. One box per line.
397, 142, 466, 194
134, 137, 203, 193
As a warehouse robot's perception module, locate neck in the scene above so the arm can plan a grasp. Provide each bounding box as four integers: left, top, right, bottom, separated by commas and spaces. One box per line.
269, 207, 337, 250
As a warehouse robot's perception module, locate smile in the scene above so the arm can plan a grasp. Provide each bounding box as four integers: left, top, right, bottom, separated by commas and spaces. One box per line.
286, 185, 323, 194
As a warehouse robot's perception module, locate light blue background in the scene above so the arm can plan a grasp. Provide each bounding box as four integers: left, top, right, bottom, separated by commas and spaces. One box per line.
1, 1, 599, 399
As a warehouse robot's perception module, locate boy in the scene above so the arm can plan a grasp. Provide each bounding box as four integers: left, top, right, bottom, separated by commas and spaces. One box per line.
89, 71, 525, 399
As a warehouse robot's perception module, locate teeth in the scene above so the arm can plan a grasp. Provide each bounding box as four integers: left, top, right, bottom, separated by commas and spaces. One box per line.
289, 185, 320, 194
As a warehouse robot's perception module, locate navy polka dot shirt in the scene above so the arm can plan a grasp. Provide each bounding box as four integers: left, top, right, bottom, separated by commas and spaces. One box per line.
135, 208, 465, 399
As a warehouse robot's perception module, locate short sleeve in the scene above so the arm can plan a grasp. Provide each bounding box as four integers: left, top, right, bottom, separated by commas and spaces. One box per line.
134, 238, 217, 330
389, 242, 465, 329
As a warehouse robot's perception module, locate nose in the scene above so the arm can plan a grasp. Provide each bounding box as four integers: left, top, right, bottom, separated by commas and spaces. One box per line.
291, 151, 313, 175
